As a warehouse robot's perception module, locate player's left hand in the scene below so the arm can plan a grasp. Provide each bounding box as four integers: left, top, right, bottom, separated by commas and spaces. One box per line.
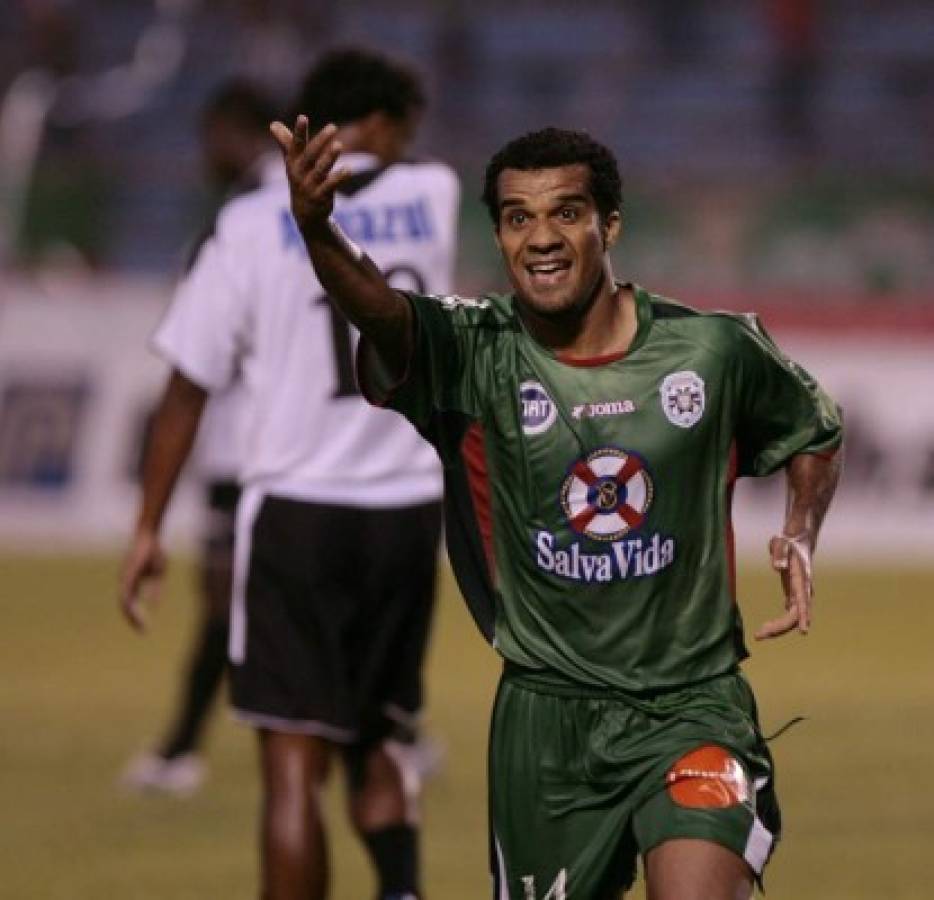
755, 532, 813, 640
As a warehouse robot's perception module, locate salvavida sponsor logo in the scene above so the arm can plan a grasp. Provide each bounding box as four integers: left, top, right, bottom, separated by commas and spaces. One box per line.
535, 530, 676, 583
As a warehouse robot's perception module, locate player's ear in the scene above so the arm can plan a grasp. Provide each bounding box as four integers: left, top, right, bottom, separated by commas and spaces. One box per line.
602, 211, 622, 250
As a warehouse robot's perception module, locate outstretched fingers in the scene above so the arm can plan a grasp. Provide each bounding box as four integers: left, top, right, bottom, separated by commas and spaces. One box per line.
310, 136, 344, 182
270, 117, 333, 164
269, 120, 294, 155
755, 534, 813, 640
319, 165, 354, 195
754, 606, 800, 641
270, 117, 353, 224
293, 114, 309, 152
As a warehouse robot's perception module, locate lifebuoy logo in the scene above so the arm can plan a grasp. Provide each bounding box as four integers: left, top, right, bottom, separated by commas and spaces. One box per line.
535, 446, 675, 583
560, 447, 653, 541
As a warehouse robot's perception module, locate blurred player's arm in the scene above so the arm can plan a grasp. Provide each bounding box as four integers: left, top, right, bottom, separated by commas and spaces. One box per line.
271, 116, 412, 380
755, 447, 843, 641
120, 370, 207, 631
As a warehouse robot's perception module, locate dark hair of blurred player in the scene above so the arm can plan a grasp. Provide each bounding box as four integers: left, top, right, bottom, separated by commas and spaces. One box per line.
200, 80, 280, 191
293, 47, 425, 164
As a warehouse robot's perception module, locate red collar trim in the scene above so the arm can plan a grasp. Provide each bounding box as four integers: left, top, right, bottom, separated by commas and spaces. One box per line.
556, 349, 627, 368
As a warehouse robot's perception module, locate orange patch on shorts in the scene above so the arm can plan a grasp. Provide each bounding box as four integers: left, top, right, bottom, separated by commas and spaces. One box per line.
665, 745, 750, 809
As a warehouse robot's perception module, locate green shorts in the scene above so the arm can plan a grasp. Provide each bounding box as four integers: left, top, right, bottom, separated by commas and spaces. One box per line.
489, 666, 781, 899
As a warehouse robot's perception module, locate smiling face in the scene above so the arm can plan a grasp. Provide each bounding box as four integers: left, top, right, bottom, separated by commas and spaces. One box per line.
494, 164, 621, 321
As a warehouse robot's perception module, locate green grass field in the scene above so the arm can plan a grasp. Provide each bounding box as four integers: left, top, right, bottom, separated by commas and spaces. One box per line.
1, 556, 932, 899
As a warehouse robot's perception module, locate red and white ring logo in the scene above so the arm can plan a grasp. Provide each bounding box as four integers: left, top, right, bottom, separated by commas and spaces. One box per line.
560, 448, 654, 542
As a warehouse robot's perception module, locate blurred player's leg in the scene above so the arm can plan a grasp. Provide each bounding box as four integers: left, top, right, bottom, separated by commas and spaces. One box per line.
346, 742, 419, 900
259, 730, 332, 900
121, 483, 236, 795
338, 500, 442, 900
235, 495, 422, 899
156, 610, 228, 761
157, 494, 234, 760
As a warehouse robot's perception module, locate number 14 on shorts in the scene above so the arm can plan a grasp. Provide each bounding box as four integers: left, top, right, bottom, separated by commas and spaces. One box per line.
522, 868, 568, 900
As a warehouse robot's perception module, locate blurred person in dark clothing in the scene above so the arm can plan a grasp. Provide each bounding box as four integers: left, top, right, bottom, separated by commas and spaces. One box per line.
11, 0, 106, 269
121, 80, 279, 796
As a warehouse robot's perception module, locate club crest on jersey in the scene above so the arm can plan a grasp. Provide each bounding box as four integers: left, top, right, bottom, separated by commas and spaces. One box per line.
520, 381, 557, 436
561, 447, 653, 541
660, 370, 705, 428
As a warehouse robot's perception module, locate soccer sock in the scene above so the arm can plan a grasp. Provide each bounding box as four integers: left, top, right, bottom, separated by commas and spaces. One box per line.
159, 617, 229, 759
361, 824, 420, 900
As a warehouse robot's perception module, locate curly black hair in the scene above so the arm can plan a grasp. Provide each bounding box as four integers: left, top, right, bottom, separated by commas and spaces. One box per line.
482, 127, 622, 226
293, 48, 426, 130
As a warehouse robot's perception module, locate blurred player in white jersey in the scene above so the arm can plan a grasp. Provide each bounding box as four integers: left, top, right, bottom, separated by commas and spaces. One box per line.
119, 49, 459, 900
122, 80, 279, 796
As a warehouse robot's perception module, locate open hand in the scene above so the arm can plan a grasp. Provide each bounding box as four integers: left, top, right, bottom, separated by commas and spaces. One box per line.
755, 532, 813, 640
270, 116, 353, 230
120, 528, 167, 632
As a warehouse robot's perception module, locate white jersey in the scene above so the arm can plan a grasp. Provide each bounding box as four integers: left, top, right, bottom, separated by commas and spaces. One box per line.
154, 152, 458, 507
189, 152, 284, 483
194, 384, 246, 483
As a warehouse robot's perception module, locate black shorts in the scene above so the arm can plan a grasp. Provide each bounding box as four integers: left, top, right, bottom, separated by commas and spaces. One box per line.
229, 494, 443, 745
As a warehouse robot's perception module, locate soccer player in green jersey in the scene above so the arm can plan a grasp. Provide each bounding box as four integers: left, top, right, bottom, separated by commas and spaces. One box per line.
271, 118, 843, 900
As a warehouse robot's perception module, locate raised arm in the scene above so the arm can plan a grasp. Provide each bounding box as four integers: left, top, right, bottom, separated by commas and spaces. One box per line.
270, 116, 413, 379
120, 370, 207, 630
755, 448, 843, 640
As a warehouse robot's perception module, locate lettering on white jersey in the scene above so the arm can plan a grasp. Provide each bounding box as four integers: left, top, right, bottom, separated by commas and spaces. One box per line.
278, 197, 437, 254
660, 370, 705, 428
333, 197, 435, 243
519, 381, 557, 436
521, 869, 568, 900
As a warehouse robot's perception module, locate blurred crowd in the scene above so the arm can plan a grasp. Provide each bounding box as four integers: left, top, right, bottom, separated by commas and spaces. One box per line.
1, 0, 933, 295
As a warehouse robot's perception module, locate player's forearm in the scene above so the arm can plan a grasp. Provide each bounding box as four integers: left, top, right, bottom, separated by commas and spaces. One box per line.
782, 448, 843, 549
302, 220, 413, 377
136, 371, 207, 534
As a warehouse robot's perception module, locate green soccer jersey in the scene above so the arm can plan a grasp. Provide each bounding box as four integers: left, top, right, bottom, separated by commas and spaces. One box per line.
361, 284, 842, 692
